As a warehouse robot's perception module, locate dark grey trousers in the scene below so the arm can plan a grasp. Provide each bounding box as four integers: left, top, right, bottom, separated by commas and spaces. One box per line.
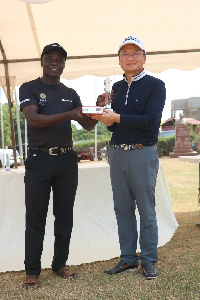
109, 145, 159, 265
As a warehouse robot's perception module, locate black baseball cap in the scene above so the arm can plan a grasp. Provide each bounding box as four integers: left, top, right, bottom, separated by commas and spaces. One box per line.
41, 43, 67, 60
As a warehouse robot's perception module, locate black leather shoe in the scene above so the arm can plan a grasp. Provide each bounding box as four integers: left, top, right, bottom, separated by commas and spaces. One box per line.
142, 262, 158, 279
104, 260, 139, 275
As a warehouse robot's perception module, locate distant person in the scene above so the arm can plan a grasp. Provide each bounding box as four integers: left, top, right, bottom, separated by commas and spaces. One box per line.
19, 43, 97, 288
93, 35, 166, 279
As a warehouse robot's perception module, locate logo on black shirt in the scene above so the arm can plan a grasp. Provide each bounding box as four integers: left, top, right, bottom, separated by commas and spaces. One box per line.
61, 99, 72, 102
40, 93, 46, 99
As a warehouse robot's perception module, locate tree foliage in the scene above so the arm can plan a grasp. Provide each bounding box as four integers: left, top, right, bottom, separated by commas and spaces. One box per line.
0, 103, 25, 148
72, 121, 111, 142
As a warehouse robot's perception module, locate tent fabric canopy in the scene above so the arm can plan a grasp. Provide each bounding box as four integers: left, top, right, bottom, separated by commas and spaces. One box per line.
0, 0, 200, 86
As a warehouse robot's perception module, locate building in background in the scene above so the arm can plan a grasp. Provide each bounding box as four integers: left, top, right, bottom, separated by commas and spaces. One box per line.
161, 117, 200, 132
171, 97, 200, 121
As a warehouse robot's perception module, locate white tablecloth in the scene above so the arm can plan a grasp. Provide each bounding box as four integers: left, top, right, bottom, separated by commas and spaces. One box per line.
0, 162, 178, 273
179, 155, 200, 163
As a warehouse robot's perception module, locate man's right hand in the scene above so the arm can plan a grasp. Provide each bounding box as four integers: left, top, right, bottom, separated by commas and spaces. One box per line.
96, 90, 115, 107
70, 107, 82, 121
22, 106, 83, 128
71, 108, 98, 131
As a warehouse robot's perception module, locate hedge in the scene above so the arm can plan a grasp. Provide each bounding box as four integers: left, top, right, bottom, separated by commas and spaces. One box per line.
73, 140, 107, 153
73, 138, 176, 157
157, 136, 175, 157
73, 135, 200, 158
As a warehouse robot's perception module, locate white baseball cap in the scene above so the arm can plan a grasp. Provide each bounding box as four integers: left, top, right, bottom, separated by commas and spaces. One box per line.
118, 35, 145, 52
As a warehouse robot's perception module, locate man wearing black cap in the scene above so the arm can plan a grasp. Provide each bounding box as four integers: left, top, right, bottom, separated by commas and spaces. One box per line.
93, 35, 166, 279
20, 43, 97, 288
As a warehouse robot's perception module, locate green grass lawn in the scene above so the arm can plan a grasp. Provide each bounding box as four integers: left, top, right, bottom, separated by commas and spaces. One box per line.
0, 157, 200, 299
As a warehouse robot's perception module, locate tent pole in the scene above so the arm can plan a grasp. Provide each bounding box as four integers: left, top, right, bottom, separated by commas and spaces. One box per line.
0, 40, 17, 168
94, 78, 98, 161
0, 88, 5, 167
15, 89, 24, 166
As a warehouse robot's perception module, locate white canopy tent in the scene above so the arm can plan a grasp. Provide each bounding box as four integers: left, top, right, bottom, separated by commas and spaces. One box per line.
0, 0, 200, 165
1, 0, 200, 84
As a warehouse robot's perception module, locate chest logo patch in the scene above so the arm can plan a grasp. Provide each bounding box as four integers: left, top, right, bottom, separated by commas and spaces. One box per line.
61, 99, 72, 102
40, 93, 46, 99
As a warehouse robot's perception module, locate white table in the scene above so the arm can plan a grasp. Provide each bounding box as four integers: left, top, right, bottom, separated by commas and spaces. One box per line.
0, 162, 178, 273
179, 155, 200, 226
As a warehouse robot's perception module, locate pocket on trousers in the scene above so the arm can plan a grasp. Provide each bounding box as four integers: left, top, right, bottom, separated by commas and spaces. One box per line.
148, 148, 159, 187
149, 148, 159, 170
71, 150, 78, 162
25, 150, 39, 170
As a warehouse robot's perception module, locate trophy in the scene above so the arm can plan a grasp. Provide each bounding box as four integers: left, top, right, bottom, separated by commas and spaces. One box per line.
104, 78, 112, 110
82, 77, 113, 115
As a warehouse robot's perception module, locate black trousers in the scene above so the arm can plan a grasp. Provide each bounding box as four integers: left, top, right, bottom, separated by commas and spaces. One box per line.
24, 148, 78, 276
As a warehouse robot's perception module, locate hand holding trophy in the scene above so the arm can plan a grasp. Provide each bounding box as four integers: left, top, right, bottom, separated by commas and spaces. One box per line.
91, 78, 119, 126
95, 78, 114, 108
82, 77, 114, 116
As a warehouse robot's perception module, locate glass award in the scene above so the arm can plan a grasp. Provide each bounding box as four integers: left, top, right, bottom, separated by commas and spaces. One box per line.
104, 78, 112, 110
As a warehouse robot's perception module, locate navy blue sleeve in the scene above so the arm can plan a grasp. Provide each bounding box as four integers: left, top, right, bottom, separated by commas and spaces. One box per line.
107, 123, 116, 132
107, 82, 120, 132
120, 80, 166, 131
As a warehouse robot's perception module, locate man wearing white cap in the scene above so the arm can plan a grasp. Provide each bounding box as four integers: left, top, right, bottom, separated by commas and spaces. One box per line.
93, 35, 166, 279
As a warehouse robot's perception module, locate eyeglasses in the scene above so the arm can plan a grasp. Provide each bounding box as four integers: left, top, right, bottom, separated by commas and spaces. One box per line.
120, 52, 144, 59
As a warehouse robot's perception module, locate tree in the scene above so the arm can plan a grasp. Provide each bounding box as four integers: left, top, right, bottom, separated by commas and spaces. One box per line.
72, 121, 112, 142
0, 103, 12, 147
0, 103, 25, 148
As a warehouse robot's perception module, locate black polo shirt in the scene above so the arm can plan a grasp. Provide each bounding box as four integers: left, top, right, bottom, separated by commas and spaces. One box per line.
19, 78, 82, 147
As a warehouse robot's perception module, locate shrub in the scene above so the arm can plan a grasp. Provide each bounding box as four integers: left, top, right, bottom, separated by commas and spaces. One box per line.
157, 136, 175, 157
73, 140, 107, 153
191, 134, 200, 153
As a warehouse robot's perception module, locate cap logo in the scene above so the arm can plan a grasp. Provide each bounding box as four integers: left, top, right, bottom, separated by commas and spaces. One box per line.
124, 36, 141, 44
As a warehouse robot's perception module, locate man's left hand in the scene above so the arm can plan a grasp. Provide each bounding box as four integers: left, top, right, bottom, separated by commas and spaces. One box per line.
91, 109, 120, 126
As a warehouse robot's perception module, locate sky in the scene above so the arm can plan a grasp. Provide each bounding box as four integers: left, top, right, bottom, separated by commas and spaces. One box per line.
1, 67, 200, 123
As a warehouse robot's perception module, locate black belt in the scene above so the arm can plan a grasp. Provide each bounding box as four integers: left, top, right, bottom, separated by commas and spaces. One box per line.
29, 146, 73, 155
112, 144, 154, 151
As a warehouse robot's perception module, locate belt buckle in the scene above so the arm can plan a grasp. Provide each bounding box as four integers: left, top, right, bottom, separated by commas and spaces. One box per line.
49, 147, 58, 155
124, 144, 129, 151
